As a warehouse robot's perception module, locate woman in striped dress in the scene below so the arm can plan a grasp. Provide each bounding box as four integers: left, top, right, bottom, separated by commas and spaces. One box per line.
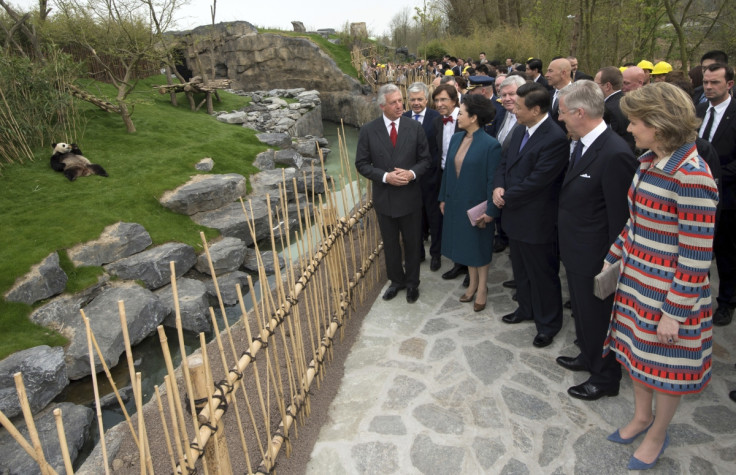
602, 83, 719, 470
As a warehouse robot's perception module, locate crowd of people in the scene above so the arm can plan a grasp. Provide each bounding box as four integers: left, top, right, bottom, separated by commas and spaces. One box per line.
355, 50, 734, 470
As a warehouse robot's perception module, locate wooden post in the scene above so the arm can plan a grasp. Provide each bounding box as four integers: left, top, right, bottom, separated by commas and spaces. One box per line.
188, 354, 233, 475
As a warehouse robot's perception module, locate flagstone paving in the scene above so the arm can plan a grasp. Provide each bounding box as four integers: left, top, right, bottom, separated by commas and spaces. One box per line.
307, 250, 736, 474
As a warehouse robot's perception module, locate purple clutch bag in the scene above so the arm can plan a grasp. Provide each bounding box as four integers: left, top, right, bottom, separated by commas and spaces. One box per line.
466, 200, 488, 226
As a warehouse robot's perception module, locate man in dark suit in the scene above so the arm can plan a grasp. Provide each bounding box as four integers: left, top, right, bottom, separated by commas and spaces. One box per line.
403, 82, 442, 271
595, 66, 636, 153
555, 80, 638, 400
526, 58, 551, 92
492, 82, 569, 348
546, 58, 572, 133
697, 63, 736, 325
692, 50, 729, 105
355, 84, 431, 303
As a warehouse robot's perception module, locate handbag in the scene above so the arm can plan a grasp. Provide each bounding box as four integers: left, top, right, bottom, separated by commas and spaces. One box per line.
466, 200, 488, 226
594, 261, 620, 300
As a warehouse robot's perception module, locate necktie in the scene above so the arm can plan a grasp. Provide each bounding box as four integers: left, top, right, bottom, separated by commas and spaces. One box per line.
390, 121, 397, 147
702, 107, 715, 141
443, 116, 454, 125
519, 130, 530, 151
570, 140, 584, 168
414, 114, 421, 121
552, 92, 559, 113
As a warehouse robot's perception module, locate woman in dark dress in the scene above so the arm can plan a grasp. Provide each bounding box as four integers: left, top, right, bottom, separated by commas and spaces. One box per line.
438, 94, 501, 312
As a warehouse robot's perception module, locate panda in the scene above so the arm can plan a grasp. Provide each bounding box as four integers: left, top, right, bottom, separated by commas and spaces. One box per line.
50, 143, 108, 181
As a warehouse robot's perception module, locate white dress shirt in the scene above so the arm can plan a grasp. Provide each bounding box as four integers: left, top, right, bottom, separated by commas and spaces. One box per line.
699, 95, 731, 142
441, 107, 460, 169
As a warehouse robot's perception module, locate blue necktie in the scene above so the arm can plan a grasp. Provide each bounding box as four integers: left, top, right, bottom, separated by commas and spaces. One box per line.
519, 130, 530, 151
571, 140, 584, 167
413, 114, 421, 121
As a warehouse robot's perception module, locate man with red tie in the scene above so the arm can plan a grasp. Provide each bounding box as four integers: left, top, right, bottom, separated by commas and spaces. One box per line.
355, 84, 432, 303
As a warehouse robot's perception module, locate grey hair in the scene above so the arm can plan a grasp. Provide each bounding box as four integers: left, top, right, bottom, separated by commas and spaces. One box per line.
407, 82, 429, 98
557, 80, 605, 118
378, 84, 401, 106
440, 76, 457, 85
499, 75, 526, 93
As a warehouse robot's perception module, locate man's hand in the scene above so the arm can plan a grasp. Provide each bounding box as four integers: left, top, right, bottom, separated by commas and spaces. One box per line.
439, 202, 445, 215
386, 169, 410, 186
394, 167, 415, 183
492, 187, 505, 208
476, 213, 493, 228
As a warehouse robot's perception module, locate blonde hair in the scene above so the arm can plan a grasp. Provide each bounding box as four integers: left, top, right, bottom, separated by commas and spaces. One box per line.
620, 82, 700, 154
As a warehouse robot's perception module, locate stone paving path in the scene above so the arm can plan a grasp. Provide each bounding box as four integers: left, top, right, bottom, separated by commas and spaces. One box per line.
307, 249, 736, 474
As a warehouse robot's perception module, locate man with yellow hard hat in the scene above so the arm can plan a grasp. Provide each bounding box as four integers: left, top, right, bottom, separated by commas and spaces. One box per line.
637, 60, 654, 83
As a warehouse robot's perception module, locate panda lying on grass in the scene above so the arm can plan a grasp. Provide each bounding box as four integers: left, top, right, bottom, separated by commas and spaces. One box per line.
50, 142, 108, 181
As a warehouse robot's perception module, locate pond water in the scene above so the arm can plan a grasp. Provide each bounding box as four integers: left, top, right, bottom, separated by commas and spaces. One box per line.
65, 119, 361, 464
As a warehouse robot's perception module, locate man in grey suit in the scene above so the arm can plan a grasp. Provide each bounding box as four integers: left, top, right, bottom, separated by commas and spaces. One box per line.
356, 84, 432, 303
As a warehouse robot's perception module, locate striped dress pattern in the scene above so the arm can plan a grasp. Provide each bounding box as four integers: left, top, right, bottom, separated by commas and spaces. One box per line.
603, 143, 719, 394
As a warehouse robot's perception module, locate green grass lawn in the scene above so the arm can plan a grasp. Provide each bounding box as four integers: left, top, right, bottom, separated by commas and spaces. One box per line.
0, 75, 268, 359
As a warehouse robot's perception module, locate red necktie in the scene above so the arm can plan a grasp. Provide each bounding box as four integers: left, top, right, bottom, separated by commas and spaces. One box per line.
443, 116, 454, 125
390, 121, 397, 146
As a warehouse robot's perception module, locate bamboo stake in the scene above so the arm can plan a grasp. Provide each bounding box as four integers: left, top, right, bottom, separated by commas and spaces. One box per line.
153, 385, 178, 475
0, 408, 58, 475
14, 373, 53, 475
81, 312, 110, 475
198, 333, 232, 475
163, 375, 188, 473
52, 408, 74, 475
136, 372, 146, 475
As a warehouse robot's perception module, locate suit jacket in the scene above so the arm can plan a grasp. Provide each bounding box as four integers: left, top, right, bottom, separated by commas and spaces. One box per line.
559, 128, 637, 276
697, 99, 736, 209
534, 74, 552, 92
355, 115, 431, 217
493, 116, 569, 244
404, 108, 442, 188
603, 91, 636, 152
486, 101, 506, 138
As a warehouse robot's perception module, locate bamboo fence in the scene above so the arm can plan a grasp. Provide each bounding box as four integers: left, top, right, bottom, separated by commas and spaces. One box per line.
0, 123, 384, 474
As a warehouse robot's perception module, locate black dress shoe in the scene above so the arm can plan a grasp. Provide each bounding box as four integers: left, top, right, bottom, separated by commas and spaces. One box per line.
533, 333, 554, 348
730, 390, 736, 403
462, 274, 470, 288
567, 381, 619, 401
493, 240, 507, 253
564, 300, 572, 309
430, 256, 441, 271
713, 306, 734, 326
512, 292, 517, 301
382, 285, 405, 301
556, 355, 587, 371
442, 264, 468, 280
502, 280, 517, 289
502, 312, 532, 324
406, 287, 419, 303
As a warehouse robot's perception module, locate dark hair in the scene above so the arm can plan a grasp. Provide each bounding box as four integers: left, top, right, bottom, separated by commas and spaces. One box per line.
455, 76, 467, 90
514, 64, 527, 72
701, 50, 728, 65
598, 66, 623, 89
480, 51, 486, 55
461, 94, 496, 127
622, 62, 636, 67
664, 70, 693, 96
450, 56, 458, 62
507, 70, 527, 80
688, 65, 703, 88
516, 82, 551, 113
526, 58, 543, 72
489, 60, 501, 68
704, 63, 734, 82
476, 64, 490, 75
432, 83, 459, 105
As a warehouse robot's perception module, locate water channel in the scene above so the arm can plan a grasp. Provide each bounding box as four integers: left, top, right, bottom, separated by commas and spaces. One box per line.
64, 120, 360, 463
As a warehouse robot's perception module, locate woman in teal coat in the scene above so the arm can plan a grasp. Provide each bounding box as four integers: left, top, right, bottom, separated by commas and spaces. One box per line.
439, 94, 502, 311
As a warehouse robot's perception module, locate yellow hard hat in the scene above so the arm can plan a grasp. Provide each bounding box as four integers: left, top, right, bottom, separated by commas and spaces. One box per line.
619, 66, 628, 72
444, 69, 455, 76
637, 60, 654, 71
652, 61, 673, 76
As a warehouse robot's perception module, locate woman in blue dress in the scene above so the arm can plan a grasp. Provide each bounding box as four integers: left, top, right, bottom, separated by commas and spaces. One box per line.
438, 94, 502, 311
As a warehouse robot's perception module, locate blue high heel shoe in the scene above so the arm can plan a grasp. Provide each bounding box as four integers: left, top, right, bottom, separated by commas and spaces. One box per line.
607, 417, 655, 444
627, 433, 670, 470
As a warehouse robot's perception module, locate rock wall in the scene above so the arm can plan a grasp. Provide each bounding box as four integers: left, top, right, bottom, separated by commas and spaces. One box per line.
178, 22, 362, 94
321, 91, 381, 128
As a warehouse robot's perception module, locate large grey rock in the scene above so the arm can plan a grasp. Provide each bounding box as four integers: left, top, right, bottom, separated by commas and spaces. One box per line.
274, 149, 305, 169
192, 199, 273, 246
29, 280, 109, 331
4, 252, 67, 305
243, 249, 285, 275
295, 169, 327, 194
0, 346, 68, 418
195, 157, 214, 171
67, 222, 152, 267
291, 21, 306, 32
350, 22, 368, 38
155, 278, 210, 333
159, 174, 246, 215
253, 150, 275, 170
205, 271, 250, 306
0, 402, 93, 475
294, 137, 318, 158
195, 237, 247, 275
256, 132, 291, 148
250, 168, 297, 196
217, 110, 247, 123
321, 91, 380, 127
65, 283, 167, 379
105, 242, 196, 290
